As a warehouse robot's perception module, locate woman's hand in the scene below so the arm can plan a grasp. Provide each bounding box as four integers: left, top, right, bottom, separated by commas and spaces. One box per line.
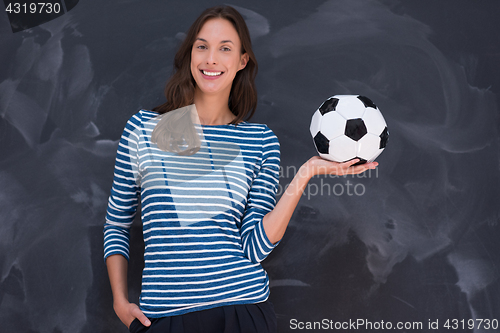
302, 156, 378, 178
106, 255, 151, 329
262, 156, 378, 244
113, 299, 151, 329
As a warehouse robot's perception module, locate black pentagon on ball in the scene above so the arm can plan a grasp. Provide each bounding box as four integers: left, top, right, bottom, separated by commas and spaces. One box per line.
357, 95, 377, 109
319, 97, 339, 115
313, 131, 329, 154
345, 118, 367, 141
379, 127, 389, 149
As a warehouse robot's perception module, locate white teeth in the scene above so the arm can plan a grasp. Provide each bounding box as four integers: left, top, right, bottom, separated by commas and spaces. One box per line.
202, 70, 222, 76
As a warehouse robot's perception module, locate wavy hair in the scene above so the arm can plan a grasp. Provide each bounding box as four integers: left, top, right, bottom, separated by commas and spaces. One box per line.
151, 5, 258, 124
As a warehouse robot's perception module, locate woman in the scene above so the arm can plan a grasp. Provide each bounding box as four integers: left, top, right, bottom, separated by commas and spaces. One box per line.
104, 5, 377, 333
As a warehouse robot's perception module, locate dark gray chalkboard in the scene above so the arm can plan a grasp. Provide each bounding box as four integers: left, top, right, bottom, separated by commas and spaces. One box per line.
1, 0, 499, 332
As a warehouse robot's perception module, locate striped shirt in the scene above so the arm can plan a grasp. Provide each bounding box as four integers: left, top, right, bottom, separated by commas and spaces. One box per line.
103, 109, 281, 318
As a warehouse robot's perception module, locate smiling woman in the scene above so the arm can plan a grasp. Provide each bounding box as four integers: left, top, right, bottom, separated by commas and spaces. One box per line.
104, 7, 277, 333
103, 5, 377, 333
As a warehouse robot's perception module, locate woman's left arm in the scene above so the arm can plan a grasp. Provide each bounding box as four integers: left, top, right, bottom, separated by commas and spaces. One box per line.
262, 156, 378, 244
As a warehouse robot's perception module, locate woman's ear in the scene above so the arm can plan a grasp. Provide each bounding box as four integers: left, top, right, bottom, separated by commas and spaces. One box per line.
239, 53, 249, 71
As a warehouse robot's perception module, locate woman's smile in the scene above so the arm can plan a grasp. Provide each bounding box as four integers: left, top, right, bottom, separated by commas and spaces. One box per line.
200, 69, 224, 79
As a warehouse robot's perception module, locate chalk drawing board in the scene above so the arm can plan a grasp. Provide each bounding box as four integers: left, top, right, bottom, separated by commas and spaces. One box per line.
0, 0, 499, 332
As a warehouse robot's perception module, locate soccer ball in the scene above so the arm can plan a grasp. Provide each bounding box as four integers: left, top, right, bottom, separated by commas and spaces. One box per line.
310, 95, 389, 165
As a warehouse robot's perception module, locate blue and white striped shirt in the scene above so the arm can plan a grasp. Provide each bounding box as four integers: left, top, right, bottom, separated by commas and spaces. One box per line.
103, 109, 281, 318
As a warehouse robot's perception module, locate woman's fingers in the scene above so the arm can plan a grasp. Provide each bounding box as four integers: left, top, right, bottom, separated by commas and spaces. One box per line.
130, 305, 151, 327
306, 156, 378, 177
343, 158, 360, 167
346, 161, 378, 175
332, 159, 378, 175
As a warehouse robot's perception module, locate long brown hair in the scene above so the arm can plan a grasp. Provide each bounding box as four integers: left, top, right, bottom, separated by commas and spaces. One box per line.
151, 5, 258, 124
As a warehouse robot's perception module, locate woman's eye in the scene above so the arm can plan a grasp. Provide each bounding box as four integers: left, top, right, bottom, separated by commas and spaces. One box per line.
197, 45, 207, 50
221, 46, 231, 52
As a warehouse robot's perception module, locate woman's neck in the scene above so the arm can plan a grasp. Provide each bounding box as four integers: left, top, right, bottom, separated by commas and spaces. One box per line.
193, 89, 236, 125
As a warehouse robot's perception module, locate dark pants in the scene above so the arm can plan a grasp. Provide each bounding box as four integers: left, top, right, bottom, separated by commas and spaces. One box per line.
129, 300, 277, 333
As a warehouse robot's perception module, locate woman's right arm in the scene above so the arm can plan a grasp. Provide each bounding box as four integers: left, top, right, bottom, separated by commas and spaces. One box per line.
104, 112, 150, 328
106, 254, 151, 328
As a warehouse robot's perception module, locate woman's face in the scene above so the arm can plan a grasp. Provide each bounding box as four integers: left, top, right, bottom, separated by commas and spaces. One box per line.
191, 18, 248, 98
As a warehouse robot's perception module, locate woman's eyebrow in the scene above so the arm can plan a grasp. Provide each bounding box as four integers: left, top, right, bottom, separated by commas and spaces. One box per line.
195, 37, 234, 45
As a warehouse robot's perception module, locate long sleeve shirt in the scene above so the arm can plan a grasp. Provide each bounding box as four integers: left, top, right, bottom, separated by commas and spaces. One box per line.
103, 109, 281, 318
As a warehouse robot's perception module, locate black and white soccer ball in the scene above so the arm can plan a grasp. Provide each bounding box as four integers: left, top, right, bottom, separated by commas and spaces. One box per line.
310, 95, 389, 165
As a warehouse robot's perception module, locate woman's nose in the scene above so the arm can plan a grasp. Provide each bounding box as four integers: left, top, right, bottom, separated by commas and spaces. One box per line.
206, 50, 217, 65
